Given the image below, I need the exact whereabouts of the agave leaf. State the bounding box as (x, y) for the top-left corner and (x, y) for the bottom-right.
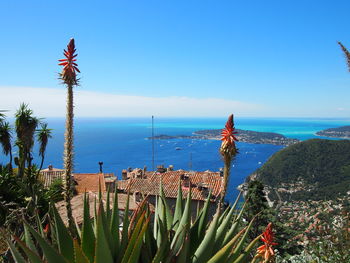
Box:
(189, 190), (212, 255)
(217, 205), (229, 226)
(7, 239), (27, 263)
(14, 236), (42, 263)
(81, 193), (96, 263)
(143, 223), (156, 263)
(196, 190), (212, 241)
(151, 234), (169, 263)
(25, 222), (68, 263)
(229, 215), (256, 261)
(172, 181), (183, 231)
(232, 235), (261, 263)
(94, 196), (98, 235)
(176, 232), (190, 263)
(160, 184), (173, 231)
(206, 228), (246, 263)
(35, 212), (44, 237)
(73, 239), (90, 263)
(192, 207), (220, 263)
(170, 187), (191, 254)
(51, 203), (75, 262)
(117, 193), (130, 263)
(120, 212), (146, 263)
(153, 196), (159, 241)
(125, 217), (150, 263)
(110, 187), (120, 258)
(213, 202), (237, 252)
(94, 203), (113, 263)
(75, 217), (82, 239)
(24, 223), (38, 255)
(222, 201), (247, 245)
(106, 186), (111, 224)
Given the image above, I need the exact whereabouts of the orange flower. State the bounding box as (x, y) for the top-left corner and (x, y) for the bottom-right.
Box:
(59, 38), (80, 85)
(256, 223), (278, 262)
(220, 114), (238, 157)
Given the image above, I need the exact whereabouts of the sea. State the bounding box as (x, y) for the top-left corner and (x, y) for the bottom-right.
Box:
(7, 117), (350, 202)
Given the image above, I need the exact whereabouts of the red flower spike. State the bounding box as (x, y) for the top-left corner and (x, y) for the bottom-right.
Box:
(221, 114), (238, 144)
(220, 114), (238, 157)
(59, 38), (80, 85)
(256, 223), (278, 262)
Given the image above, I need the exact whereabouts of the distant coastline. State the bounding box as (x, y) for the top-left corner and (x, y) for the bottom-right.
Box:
(316, 125), (350, 139)
(147, 129), (299, 146)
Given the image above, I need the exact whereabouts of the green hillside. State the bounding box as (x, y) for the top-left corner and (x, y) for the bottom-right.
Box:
(254, 139), (350, 201)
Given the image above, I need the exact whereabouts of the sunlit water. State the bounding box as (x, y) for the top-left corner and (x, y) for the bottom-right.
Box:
(4, 117), (350, 202)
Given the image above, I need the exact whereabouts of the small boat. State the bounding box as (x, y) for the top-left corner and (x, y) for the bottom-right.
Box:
(175, 147), (182, 150)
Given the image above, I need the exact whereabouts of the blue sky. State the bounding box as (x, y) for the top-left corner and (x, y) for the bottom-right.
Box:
(1, 0), (350, 117)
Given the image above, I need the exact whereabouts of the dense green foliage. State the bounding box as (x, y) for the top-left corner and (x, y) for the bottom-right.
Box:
(254, 139), (350, 201)
(244, 180), (302, 259)
(7, 186), (268, 263)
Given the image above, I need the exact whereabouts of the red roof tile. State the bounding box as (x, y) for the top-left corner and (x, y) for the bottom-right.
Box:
(74, 173), (106, 194)
(117, 170), (223, 201)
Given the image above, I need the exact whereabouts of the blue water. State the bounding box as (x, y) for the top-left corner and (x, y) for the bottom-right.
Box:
(3, 117), (350, 202)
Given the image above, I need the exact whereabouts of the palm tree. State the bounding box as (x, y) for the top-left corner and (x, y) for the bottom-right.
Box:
(59, 38), (80, 235)
(338, 42), (350, 71)
(219, 114), (238, 203)
(0, 121), (13, 173)
(15, 103), (39, 177)
(36, 122), (52, 172)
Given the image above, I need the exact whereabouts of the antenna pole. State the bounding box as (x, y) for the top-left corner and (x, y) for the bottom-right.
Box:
(189, 152), (192, 171)
(152, 115), (155, 171)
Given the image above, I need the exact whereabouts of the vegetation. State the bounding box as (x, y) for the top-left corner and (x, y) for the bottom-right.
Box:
(6, 185), (276, 263)
(219, 114), (238, 202)
(254, 139), (350, 201)
(59, 38), (80, 235)
(244, 180), (302, 259)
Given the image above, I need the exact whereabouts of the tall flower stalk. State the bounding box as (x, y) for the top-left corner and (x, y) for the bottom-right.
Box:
(59, 38), (80, 235)
(219, 114), (238, 203)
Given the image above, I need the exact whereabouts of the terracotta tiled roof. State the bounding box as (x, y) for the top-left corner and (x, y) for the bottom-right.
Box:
(117, 170), (223, 201)
(39, 170), (65, 188)
(55, 192), (139, 226)
(74, 173), (106, 194)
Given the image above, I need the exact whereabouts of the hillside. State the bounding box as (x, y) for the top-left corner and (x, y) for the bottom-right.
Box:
(316, 125), (350, 138)
(252, 139), (350, 201)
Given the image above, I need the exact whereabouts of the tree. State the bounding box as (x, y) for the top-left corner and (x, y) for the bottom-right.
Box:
(244, 180), (271, 239)
(0, 121), (13, 172)
(58, 38), (80, 235)
(36, 122), (52, 172)
(15, 103), (39, 178)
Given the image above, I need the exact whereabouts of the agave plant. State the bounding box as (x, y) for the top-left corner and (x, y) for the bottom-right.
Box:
(7, 183), (275, 263)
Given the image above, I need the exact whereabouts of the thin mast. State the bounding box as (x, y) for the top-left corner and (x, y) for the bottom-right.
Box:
(152, 115), (155, 171)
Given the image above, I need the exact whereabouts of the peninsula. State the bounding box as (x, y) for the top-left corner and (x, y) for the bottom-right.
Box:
(148, 129), (299, 146)
(316, 125), (350, 139)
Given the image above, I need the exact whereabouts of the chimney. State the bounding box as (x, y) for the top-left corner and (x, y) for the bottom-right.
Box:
(219, 168), (224, 177)
(122, 169), (128, 180)
(98, 161), (103, 173)
(167, 165), (174, 171)
(48, 164), (53, 171)
(157, 165), (166, 173)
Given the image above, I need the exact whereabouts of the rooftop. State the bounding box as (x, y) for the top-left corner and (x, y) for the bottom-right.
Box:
(118, 169), (223, 201)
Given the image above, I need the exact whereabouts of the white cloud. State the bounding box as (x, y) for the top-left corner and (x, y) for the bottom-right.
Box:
(0, 86), (263, 117)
